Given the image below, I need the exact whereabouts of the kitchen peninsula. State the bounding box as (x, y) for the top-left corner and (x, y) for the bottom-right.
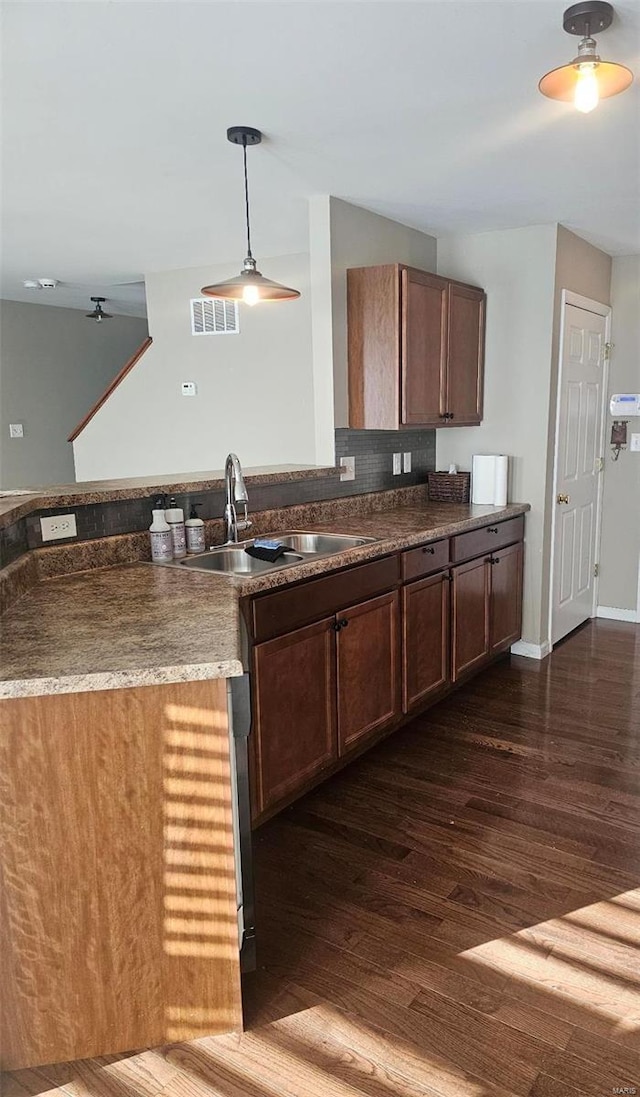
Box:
(0, 471), (528, 1072)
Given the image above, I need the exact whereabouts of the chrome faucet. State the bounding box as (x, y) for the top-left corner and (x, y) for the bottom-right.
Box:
(223, 453), (252, 544)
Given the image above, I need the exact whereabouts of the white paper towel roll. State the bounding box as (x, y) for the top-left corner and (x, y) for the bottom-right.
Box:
(472, 454), (509, 505)
(494, 455), (508, 507)
(472, 455), (497, 504)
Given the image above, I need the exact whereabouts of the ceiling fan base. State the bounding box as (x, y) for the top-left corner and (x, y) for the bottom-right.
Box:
(563, 1), (613, 36)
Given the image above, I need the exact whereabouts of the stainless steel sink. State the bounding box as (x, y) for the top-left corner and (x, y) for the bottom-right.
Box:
(264, 531), (376, 554)
(178, 530), (377, 577)
(180, 546), (304, 575)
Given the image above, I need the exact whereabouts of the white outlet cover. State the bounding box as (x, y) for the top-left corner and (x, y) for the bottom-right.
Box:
(9, 423), (24, 438)
(393, 453), (402, 475)
(40, 513), (77, 542)
(631, 433), (640, 452)
(181, 381), (197, 396)
(340, 455), (356, 482)
(403, 451), (412, 473)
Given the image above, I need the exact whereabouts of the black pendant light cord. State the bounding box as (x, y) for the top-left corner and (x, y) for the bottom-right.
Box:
(242, 137), (253, 260)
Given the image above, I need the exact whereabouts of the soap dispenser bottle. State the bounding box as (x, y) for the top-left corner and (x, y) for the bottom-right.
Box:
(149, 502), (173, 563)
(165, 496), (187, 559)
(185, 504), (206, 554)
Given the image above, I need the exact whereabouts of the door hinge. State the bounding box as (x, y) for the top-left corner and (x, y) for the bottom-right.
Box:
(594, 562), (600, 578)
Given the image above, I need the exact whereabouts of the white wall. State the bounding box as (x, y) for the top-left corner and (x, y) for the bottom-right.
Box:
(0, 300), (147, 489)
(598, 254), (640, 615)
(73, 253), (318, 481)
(436, 225), (558, 649)
(327, 198), (437, 427)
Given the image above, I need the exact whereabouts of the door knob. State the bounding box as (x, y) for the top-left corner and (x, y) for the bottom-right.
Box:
(556, 493), (570, 504)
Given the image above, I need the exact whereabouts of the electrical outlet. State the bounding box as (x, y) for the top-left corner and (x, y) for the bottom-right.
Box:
(631, 433), (640, 452)
(340, 455), (356, 482)
(9, 423), (24, 438)
(181, 381), (197, 396)
(403, 451), (412, 473)
(40, 513), (77, 542)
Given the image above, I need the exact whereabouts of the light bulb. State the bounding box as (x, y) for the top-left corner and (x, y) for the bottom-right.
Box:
(575, 63), (599, 113)
(242, 284), (260, 306)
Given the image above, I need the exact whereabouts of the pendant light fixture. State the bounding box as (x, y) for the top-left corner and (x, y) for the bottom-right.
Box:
(201, 127), (300, 305)
(86, 296), (113, 322)
(539, 2), (633, 112)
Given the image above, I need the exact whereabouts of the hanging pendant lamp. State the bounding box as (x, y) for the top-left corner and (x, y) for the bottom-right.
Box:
(86, 296), (113, 322)
(201, 126), (300, 305)
(539, 2), (633, 112)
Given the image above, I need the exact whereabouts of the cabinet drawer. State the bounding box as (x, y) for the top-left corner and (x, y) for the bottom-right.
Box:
(452, 516), (524, 563)
(251, 554), (400, 644)
(402, 538), (450, 582)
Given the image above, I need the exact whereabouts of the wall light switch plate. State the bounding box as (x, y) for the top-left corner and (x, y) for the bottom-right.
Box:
(340, 456), (356, 482)
(631, 433), (640, 452)
(393, 453), (402, 475)
(181, 381), (197, 396)
(403, 451), (412, 473)
(40, 513), (77, 542)
(9, 423), (24, 438)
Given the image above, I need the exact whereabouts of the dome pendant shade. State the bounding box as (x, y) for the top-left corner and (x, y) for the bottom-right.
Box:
(86, 296), (112, 321)
(539, 57), (633, 102)
(201, 257), (300, 306)
(201, 127), (300, 305)
(539, 2), (633, 110)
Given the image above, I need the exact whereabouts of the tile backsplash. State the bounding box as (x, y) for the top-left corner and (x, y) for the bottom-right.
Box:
(1, 428), (436, 566)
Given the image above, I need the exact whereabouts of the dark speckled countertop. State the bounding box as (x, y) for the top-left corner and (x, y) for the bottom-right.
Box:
(0, 500), (528, 698)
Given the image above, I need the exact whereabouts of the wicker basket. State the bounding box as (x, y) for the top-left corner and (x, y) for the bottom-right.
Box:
(428, 471), (471, 503)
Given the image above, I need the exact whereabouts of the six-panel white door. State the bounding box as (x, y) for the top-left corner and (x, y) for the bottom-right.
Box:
(551, 303), (607, 645)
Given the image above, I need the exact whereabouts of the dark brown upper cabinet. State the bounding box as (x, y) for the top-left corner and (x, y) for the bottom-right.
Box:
(347, 264), (486, 429)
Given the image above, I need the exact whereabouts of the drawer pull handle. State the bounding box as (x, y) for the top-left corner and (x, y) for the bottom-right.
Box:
(422, 546), (435, 555)
(438, 413), (448, 419)
(492, 556), (501, 565)
(332, 619), (349, 631)
(487, 526), (499, 534)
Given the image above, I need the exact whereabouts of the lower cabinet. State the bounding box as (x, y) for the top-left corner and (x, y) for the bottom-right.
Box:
(251, 617), (337, 816)
(251, 590), (401, 819)
(490, 541), (523, 654)
(451, 555), (491, 682)
(337, 590), (401, 755)
(402, 571), (450, 711)
(452, 541), (524, 681)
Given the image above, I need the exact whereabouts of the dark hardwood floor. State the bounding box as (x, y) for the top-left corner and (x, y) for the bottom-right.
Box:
(4, 619), (640, 1097)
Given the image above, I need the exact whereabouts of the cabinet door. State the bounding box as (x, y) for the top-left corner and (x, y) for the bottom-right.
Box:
(445, 282), (485, 425)
(490, 541), (523, 654)
(337, 591), (401, 755)
(451, 555), (491, 681)
(403, 571), (450, 713)
(252, 618), (337, 816)
(401, 268), (448, 425)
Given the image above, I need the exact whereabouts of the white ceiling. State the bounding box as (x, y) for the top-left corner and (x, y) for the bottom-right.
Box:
(2, 0), (639, 317)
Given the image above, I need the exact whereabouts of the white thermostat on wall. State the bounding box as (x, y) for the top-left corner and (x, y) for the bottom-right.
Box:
(181, 381), (197, 397)
(610, 394), (640, 417)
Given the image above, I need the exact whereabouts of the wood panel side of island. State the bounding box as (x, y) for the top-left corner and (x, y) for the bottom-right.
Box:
(0, 679), (243, 1071)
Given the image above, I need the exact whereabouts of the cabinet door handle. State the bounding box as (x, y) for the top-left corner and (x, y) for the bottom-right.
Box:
(487, 526), (499, 534)
(331, 621), (342, 632)
(339, 618), (349, 629)
(438, 413), (448, 419)
(448, 412), (455, 420)
(422, 546), (435, 554)
(491, 556), (500, 565)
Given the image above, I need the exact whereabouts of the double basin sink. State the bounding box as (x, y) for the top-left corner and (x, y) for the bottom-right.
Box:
(180, 531), (377, 576)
